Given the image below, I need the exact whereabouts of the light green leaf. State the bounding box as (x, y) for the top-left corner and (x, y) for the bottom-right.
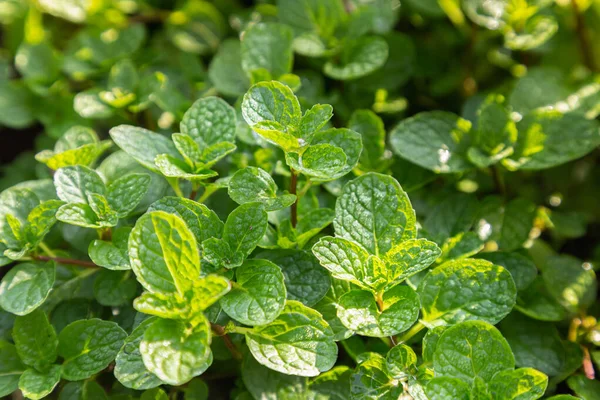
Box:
(324, 36), (389, 80)
(277, 0), (345, 39)
(73, 89), (114, 119)
(488, 368), (548, 400)
(54, 165), (106, 204)
(202, 238), (239, 269)
(220, 259), (286, 326)
(505, 15), (558, 51)
(87, 193), (118, 226)
(22, 200), (64, 249)
(56, 203), (104, 229)
(222, 203), (268, 263)
(389, 111), (473, 173)
(425, 377), (470, 400)
(88, 227), (131, 270)
(110, 125), (179, 173)
(106, 173), (151, 217)
(336, 284), (420, 337)
(245, 300), (337, 377)
(419, 258), (516, 325)
(148, 197), (223, 245)
(298, 104), (333, 141)
(140, 317), (212, 386)
(384, 238), (441, 284)
(386, 344), (417, 379)
(199, 141), (237, 167)
(333, 173), (417, 256)
(312, 236), (386, 290)
(286, 144), (347, 180)
(314, 280), (355, 341)
(154, 154), (218, 182)
(58, 319), (127, 381)
(433, 320), (515, 384)
(133, 291), (190, 320)
(228, 167), (296, 211)
(0, 262), (55, 316)
(350, 352), (403, 399)
(241, 23), (294, 79)
(12, 309), (57, 371)
(18, 365), (62, 400)
(114, 317), (164, 390)
(188, 274), (231, 313)
(438, 231), (484, 262)
(349, 109), (387, 172)
(180, 97), (237, 146)
(129, 211), (200, 295)
(172, 133), (203, 167)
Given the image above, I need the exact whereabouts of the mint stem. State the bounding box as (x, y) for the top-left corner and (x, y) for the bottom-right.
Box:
(572, 0), (597, 72)
(33, 255), (98, 269)
(211, 323), (242, 360)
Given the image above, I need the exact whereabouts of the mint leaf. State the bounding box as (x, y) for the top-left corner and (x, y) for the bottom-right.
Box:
(241, 23), (294, 79)
(350, 352), (403, 399)
(476, 252), (537, 291)
(140, 317), (212, 385)
(0, 341), (25, 397)
(333, 173), (417, 256)
(541, 255), (597, 314)
(242, 352), (310, 400)
(228, 166), (296, 211)
(221, 203), (268, 265)
(324, 36), (389, 80)
(419, 258), (516, 325)
(18, 365), (61, 400)
(220, 259), (286, 326)
(129, 211), (200, 295)
(180, 97), (237, 146)
(94, 269), (137, 306)
(89, 227), (131, 270)
(386, 344), (417, 379)
(298, 104), (333, 141)
(58, 319), (127, 381)
(114, 317), (164, 390)
(425, 377), (471, 400)
(349, 109), (387, 172)
(336, 284), (420, 337)
(390, 112), (473, 173)
(106, 173), (151, 217)
(488, 368), (548, 400)
(12, 309), (57, 371)
(208, 39), (249, 97)
(433, 320), (515, 383)
(54, 165), (106, 204)
(245, 300), (337, 376)
(110, 125), (179, 173)
(383, 238), (441, 284)
(0, 262), (55, 316)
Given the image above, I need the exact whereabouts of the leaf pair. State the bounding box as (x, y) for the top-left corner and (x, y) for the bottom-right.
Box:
(242, 81), (362, 181)
(54, 165), (150, 228)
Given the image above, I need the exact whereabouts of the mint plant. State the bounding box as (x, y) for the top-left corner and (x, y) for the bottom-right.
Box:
(1, 1), (600, 399)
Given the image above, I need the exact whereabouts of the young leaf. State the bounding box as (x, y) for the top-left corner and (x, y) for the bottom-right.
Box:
(54, 165), (106, 204)
(350, 352), (403, 399)
(129, 211), (201, 295)
(333, 173), (417, 256)
(383, 238), (441, 284)
(324, 36), (389, 80)
(12, 309), (58, 371)
(488, 368), (548, 400)
(180, 97), (237, 146)
(106, 173), (151, 217)
(0, 262), (56, 316)
(110, 125), (179, 173)
(433, 320), (515, 383)
(18, 365), (62, 400)
(221, 203), (268, 264)
(220, 259), (286, 326)
(298, 104), (333, 141)
(228, 166), (296, 211)
(114, 317), (164, 390)
(418, 258), (516, 325)
(336, 284), (420, 337)
(58, 319), (127, 381)
(89, 227), (131, 270)
(245, 300), (337, 376)
(140, 317), (212, 386)
(241, 23), (294, 79)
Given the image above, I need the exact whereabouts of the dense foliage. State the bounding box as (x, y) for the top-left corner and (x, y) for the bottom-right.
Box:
(1, 0), (600, 399)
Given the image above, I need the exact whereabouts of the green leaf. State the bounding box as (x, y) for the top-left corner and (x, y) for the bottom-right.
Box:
(0, 81), (34, 129)
(221, 203), (268, 264)
(349, 109), (387, 172)
(228, 167), (296, 211)
(309, 365), (352, 400)
(438, 231), (484, 262)
(426, 377), (470, 400)
(220, 259), (286, 326)
(324, 36), (389, 80)
(505, 15), (558, 51)
(277, 0), (345, 39)
(333, 173), (417, 257)
(106, 173), (151, 217)
(540, 255), (597, 313)
(148, 197), (223, 245)
(140, 317), (212, 386)
(386, 344), (417, 379)
(154, 154), (218, 182)
(312, 236), (386, 290)
(0, 341), (26, 397)
(129, 211), (201, 295)
(12, 309), (57, 371)
(475, 252), (537, 291)
(208, 39), (249, 97)
(180, 97), (237, 146)
(508, 111), (600, 170)
(515, 277), (568, 322)
(433, 320), (515, 384)
(350, 352), (403, 399)
(87, 193), (118, 226)
(390, 111), (473, 173)
(58, 319), (127, 381)
(241, 81), (302, 150)
(242, 352), (310, 400)
(54, 165), (106, 204)
(336, 284), (420, 337)
(141, 388), (168, 400)
(133, 291), (190, 320)
(94, 269), (137, 306)
(260, 249), (331, 307)
(114, 317), (164, 390)
(110, 125), (179, 173)
(199, 141), (237, 167)
(58, 379), (108, 400)
(419, 258), (516, 325)
(241, 23), (294, 79)
(423, 193), (479, 244)
(89, 227), (131, 270)
(21, 199), (64, 250)
(18, 365), (62, 400)
(188, 274), (231, 313)
(488, 368), (548, 400)
(314, 279), (355, 341)
(298, 104), (333, 141)
(567, 375), (600, 400)
(0, 262), (56, 316)
(56, 203), (104, 228)
(383, 238), (441, 284)
(245, 300), (337, 377)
